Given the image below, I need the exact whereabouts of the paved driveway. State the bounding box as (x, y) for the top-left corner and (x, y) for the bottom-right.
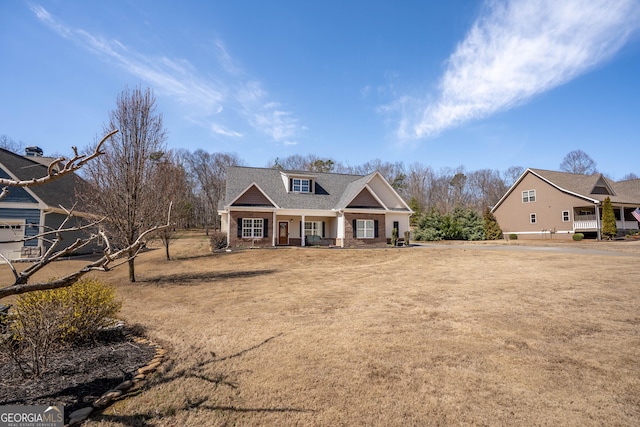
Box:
(412, 240), (640, 257)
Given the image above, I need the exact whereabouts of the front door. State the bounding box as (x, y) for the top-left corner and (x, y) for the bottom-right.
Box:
(278, 222), (289, 245)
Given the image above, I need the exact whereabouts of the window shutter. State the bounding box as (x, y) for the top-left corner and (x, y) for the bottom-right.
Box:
(374, 220), (379, 238)
(322, 221), (325, 238)
(352, 219), (357, 238)
(289, 178), (293, 191)
(310, 180), (313, 193)
(263, 219), (269, 237)
(237, 218), (243, 238)
(300, 222), (302, 237)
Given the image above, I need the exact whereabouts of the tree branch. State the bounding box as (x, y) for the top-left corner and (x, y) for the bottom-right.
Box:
(0, 223), (169, 299)
(0, 129), (118, 193)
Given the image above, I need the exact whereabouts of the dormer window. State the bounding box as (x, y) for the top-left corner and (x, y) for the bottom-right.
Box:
(292, 178), (311, 193)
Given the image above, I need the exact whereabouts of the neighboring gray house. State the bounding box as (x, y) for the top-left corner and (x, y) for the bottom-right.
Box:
(219, 166), (412, 248)
(491, 168), (640, 240)
(0, 147), (97, 260)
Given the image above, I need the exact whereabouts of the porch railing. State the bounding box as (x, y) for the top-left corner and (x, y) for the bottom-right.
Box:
(573, 214), (639, 231)
(574, 214), (597, 230)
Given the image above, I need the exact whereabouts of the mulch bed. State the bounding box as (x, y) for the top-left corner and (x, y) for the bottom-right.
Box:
(0, 326), (156, 422)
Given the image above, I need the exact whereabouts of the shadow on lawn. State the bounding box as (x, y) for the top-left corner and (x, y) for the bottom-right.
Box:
(141, 269), (278, 284)
(93, 333), (314, 427)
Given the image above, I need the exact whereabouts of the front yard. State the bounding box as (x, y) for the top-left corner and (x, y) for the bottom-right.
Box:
(6, 236), (640, 425)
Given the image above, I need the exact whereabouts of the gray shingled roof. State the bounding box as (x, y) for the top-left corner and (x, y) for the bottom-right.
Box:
(0, 148), (89, 210)
(224, 166), (383, 211)
(530, 168), (640, 204)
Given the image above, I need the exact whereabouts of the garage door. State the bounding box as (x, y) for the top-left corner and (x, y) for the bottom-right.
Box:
(0, 221), (24, 261)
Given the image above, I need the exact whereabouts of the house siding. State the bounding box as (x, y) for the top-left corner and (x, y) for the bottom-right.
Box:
(43, 212), (101, 255)
(493, 172), (593, 240)
(233, 186), (274, 206)
(0, 208), (41, 246)
(347, 189), (382, 208)
(343, 212), (386, 248)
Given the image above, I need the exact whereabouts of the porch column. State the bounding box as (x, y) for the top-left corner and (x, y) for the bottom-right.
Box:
(272, 210), (277, 246)
(301, 214), (306, 246)
(226, 210), (231, 248)
(595, 204), (601, 241)
(621, 206), (626, 230)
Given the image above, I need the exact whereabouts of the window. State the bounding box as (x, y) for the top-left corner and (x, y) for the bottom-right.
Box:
(530, 213), (537, 224)
(522, 190), (536, 203)
(304, 221), (322, 236)
(242, 218), (264, 238)
(562, 211), (570, 222)
(292, 178), (310, 193)
(0, 224), (22, 229)
(356, 219), (375, 238)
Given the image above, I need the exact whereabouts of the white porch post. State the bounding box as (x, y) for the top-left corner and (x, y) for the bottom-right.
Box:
(226, 210), (231, 248)
(595, 204), (601, 241)
(301, 214), (306, 246)
(621, 206), (626, 230)
(272, 210), (277, 246)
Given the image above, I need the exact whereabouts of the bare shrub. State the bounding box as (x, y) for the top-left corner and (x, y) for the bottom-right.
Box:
(209, 230), (228, 251)
(1, 279), (121, 377)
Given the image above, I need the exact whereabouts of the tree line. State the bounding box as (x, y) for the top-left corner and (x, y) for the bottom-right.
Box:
(2, 87), (638, 281)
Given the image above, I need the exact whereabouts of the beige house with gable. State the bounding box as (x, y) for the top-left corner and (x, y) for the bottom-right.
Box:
(491, 168), (640, 240)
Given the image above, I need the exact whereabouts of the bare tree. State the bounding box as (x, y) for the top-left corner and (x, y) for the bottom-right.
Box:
(151, 151), (192, 260)
(186, 150), (241, 234)
(81, 87), (167, 282)
(560, 150), (597, 175)
(0, 131), (169, 299)
(0, 135), (24, 154)
(502, 166), (525, 188)
(620, 172), (639, 181)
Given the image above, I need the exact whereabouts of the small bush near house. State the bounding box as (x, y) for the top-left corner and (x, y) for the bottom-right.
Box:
(509, 233), (518, 240)
(404, 230), (411, 246)
(2, 278), (121, 377)
(573, 233), (584, 241)
(210, 230), (228, 251)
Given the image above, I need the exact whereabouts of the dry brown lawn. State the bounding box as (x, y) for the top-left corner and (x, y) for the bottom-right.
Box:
(14, 235), (640, 425)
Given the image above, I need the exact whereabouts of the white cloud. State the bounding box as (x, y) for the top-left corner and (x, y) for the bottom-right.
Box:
(210, 123), (243, 138)
(395, 0), (640, 139)
(31, 5), (302, 144)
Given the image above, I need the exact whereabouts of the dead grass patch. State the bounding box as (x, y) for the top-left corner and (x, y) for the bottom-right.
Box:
(3, 237), (639, 425)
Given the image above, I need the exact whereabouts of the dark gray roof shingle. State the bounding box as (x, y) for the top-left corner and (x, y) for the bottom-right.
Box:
(0, 148), (89, 210)
(224, 166), (383, 211)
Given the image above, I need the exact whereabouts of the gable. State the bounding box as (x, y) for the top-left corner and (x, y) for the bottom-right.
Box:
(365, 173), (410, 210)
(590, 176), (614, 196)
(0, 166), (37, 204)
(347, 188), (383, 209)
(231, 184), (275, 207)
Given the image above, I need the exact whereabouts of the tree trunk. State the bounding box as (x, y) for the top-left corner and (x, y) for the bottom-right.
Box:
(128, 253), (136, 282)
(164, 239), (170, 261)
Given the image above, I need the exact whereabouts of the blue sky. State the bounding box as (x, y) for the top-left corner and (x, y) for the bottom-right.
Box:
(1, 1), (640, 179)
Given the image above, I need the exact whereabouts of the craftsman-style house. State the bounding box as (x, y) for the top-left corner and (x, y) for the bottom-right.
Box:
(491, 168), (640, 240)
(219, 166), (412, 248)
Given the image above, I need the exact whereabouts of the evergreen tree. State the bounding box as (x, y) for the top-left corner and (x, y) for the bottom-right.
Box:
(483, 207), (503, 240)
(601, 196), (617, 240)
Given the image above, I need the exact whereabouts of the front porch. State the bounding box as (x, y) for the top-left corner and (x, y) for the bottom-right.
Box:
(274, 215), (339, 247)
(573, 206), (640, 234)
